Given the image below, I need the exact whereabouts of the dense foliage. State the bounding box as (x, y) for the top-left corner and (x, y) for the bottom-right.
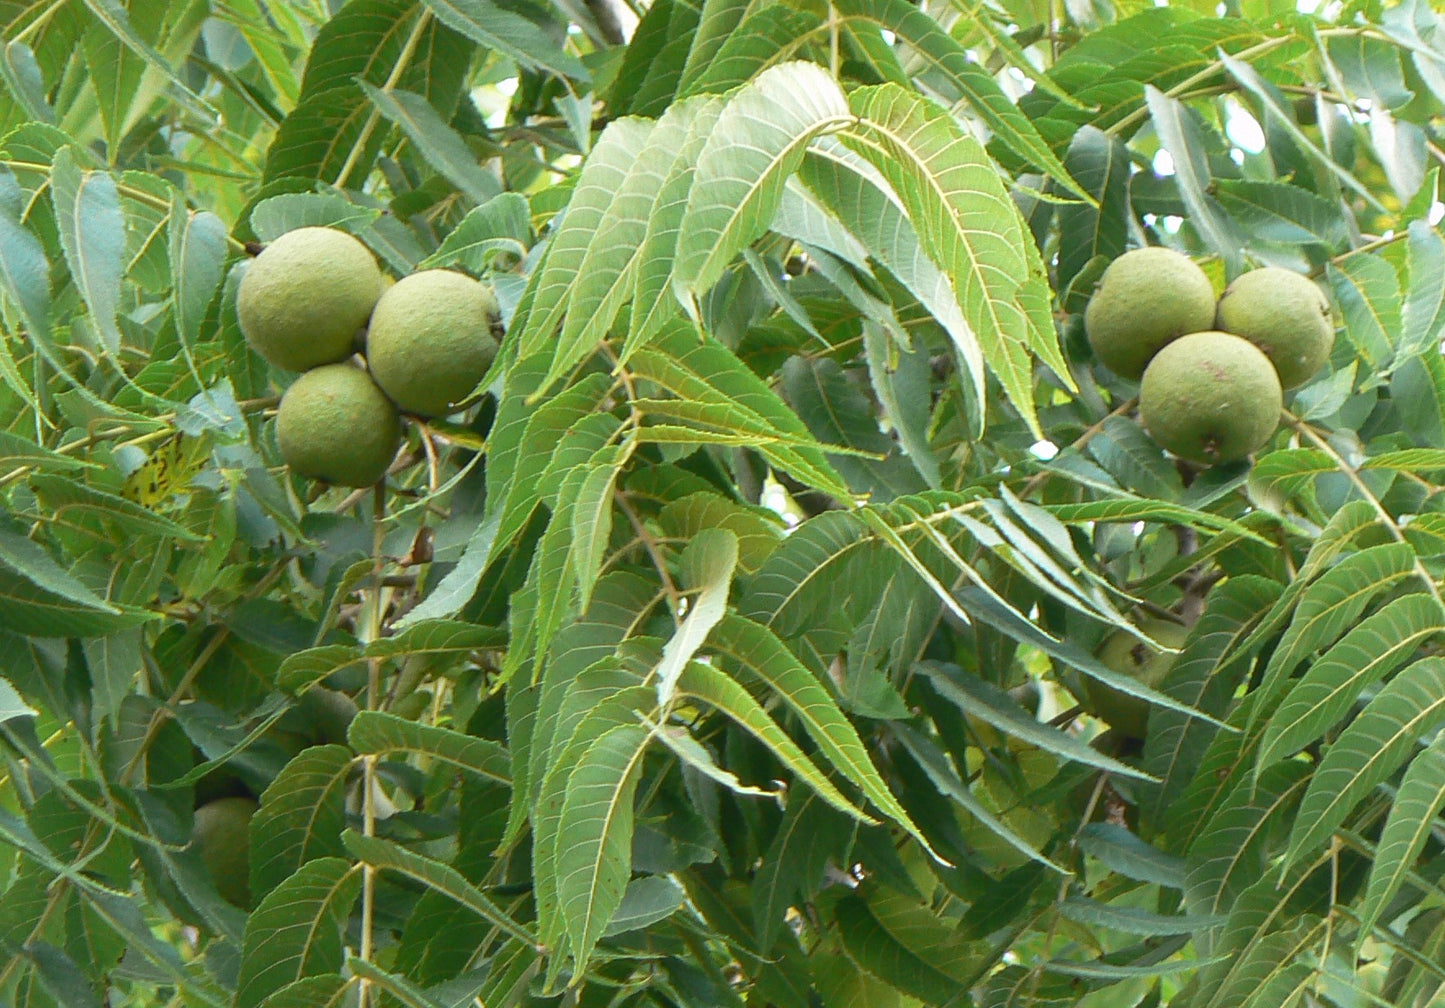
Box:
(2, 0), (1445, 1006)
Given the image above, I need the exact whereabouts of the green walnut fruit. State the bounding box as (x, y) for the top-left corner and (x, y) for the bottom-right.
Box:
(1215, 267), (1333, 389)
(237, 227), (384, 372)
(365, 270), (501, 417)
(1139, 331), (1282, 465)
(1084, 619), (1189, 739)
(300, 687), (359, 746)
(1084, 247), (1217, 380)
(276, 363), (402, 487)
(192, 796), (258, 908)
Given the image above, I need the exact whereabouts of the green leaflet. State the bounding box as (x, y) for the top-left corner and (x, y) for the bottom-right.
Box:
(1258, 592), (1445, 769)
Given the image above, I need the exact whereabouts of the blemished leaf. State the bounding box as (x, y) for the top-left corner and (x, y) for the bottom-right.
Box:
(360, 84), (500, 206)
(1258, 593), (1445, 769)
(50, 147), (126, 355)
(1355, 733), (1445, 948)
(1286, 657), (1445, 864)
(554, 723), (651, 972)
(673, 61), (852, 300)
(235, 857), (364, 1008)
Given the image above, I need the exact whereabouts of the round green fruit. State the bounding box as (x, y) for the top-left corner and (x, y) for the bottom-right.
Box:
(1084, 619), (1189, 739)
(276, 363), (402, 487)
(1084, 247), (1217, 380)
(1215, 266), (1333, 389)
(1139, 331), (1282, 465)
(365, 269), (501, 417)
(237, 227), (383, 372)
(300, 687), (358, 746)
(192, 796), (258, 908)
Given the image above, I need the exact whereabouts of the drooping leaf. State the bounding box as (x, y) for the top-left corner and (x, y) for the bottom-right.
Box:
(673, 61), (851, 301)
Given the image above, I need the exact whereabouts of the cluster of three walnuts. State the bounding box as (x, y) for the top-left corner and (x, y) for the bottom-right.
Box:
(238, 227), (501, 487)
(1085, 247), (1334, 465)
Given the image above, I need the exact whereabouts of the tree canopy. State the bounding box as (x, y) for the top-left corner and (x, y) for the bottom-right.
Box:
(2, 1), (1445, 1006)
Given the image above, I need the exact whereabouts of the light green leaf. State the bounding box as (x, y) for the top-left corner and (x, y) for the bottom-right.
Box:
(549, 97), (712, 386)
(517, 119), (656, 361)
(1245, 542), (1419, 734)
(624, 96), (725, 358)
(831, 0), (1091, 202)
(169, 207), (229, 349)
(361, 83), (501, 205)
(1355, 733), (1445, 949)
(655, 527), (737, 702)
(51, 147), (126, 355)
(1259, 593), (1445, 769)
(1286, 657), (1445, 864)
(249, 193), (380, 242)
(1328, 253), (1400, 368)
(673, 61), (852, 300)
(420, 0), (588, 80)
(674, 661), (868, 821)
(531, 671), (655, 955)
(555, 723), (651, 973)
(841, 84), (1067, 436)
(418, 191), (531, 272)
(708, 615), (937, 856)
